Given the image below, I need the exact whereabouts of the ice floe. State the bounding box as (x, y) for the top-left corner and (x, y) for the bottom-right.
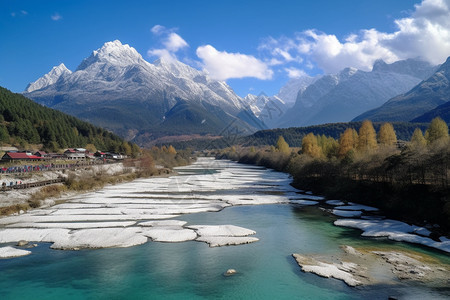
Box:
(196, 236), (259, 247)
(188, 225), (258, 247)
(292, 253), (362, 287)
(332, 210), (362, 218)
(326, 200), (345, 206)
(50, 228), (148, 250)
(334, 219), (450, 253)
(187, 225), (256, 237)
(290, 200), (319, 206)
(142, 227), (197, 242)
(0, 246), (32, 258)
(334, 203), (378, 211)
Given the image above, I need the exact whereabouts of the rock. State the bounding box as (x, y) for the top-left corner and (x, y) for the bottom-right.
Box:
(224, 269), (237, 276)
(17, 240), (28, 247)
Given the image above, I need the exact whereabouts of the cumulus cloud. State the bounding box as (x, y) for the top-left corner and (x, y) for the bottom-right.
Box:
(164, 33), (188, 52)
(284, 67), (307, 79)
(196, 45), (273, 81)
(148, 25), (189, 62)
(260, 0), (450, 74)
(51, 13), (62, 21)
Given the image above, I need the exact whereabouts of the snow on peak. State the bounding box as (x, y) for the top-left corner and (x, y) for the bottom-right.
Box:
(25, 63), (72, 92)
(276, 76), (317, 106)
(76, 40), (144, 70)
(152, 57), (203, 79)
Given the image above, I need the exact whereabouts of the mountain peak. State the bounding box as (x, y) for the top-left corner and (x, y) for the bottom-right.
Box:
(372, 59), (387, 71)
(24, 63), (72, 93)
(76, 40), (144, 70)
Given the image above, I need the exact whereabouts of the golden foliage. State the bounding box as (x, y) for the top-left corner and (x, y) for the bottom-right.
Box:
(425, 117), (449, 144)
(357, 120), (378, 151)
(276, 136), (290, 154)
(302, 133), (323, 158)
(378, 123), (397, 146)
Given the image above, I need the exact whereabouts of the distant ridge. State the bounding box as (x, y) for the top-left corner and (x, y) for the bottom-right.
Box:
(353, 56), (450, 122)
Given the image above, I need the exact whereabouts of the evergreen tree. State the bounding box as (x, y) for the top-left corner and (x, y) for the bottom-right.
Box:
(425, 117), (449, 144)
(357, 120), (377, 151)
(275, 136), (290, 154)
(378, 123), (397, 146)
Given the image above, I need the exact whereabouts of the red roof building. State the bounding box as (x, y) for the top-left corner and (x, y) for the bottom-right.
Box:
(1, 152), (43, 161)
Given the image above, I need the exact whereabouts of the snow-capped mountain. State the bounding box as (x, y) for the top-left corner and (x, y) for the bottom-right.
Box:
(244, 93), (287, 128)
(278, 59), (437, 128)
(275, 76), (318, 107)
(25, 63), (72, 93)
(354, 57), (449, 122)
(24, 40), (255, 142)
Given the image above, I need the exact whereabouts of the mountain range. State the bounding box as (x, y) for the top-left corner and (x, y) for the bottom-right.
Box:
(353, 57), (450, 122)
(24, 40), (263, 145)
(278, 58), (437, 128)
(23, 40), (450, 145)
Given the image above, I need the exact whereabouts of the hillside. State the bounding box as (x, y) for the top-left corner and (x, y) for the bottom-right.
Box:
(411, 101), (450, 124)
(0, 86), (138, 154)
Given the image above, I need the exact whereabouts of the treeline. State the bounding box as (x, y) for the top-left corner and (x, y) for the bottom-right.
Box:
(243, 122), (430, 147)
(165, 121), (431, 151)
(0, 87), (140, 156)
(216, 118), (450, 231)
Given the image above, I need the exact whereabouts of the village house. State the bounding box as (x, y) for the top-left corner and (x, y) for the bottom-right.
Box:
(1, 152), (43, 162)
(64, 148), (87, 160)
(34, 151), (48, 158)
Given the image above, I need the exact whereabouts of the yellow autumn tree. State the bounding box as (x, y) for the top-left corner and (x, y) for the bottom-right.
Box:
(425, 117), (449, 144)
(351, 128), (359, 148)
(168, 145), (177, 154)
(338, 128), (356, 157)
(410, 128), (426, 147)
(357, 120), (378, 151)
(378, 123), (397, 146)
(276, 136), (290, 154)
(302, 133), (322, 158)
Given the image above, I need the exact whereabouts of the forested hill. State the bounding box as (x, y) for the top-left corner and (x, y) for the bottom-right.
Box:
(243, 122), (429, 147)
(0, 86), (139, 154)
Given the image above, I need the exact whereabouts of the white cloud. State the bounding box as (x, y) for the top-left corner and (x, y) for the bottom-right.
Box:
(196, 45), (273, 81)
(151, 25), (165, 35)
(51, 13), (62, 21)
(260, 0), (450, 74)
(284, 67), (307, 79)
(164, 33), (188, 52)
(148, 26), (188, 62)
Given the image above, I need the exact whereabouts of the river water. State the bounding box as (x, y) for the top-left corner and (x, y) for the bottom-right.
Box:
(0, 158), (448, 299)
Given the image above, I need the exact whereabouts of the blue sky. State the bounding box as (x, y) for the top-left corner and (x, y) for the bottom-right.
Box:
(1, 0), (449, 97)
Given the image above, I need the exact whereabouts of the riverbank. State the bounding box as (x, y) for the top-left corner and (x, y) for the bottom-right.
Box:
(0, 161), (173, 216)
(215, 148), (450, 236)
